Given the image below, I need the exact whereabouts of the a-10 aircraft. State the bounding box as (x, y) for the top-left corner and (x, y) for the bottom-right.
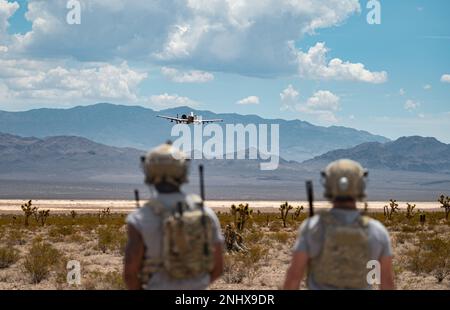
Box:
(157, 112), (223, 124)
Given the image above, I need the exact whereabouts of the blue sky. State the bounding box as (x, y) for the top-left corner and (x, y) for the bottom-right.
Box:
(0, 0), (449, 142)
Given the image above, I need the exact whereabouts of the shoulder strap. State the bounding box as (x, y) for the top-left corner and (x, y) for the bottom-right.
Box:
(145, 199), (166, 216)
(186, 194), (203, 210)
(358, 215), (371, 227)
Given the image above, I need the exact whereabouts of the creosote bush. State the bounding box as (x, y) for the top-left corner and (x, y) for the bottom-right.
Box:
(23, 239), (60, 283)
(0, 246), (19, 268)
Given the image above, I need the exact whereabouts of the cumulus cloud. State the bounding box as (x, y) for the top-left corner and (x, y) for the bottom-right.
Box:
(5, 0), (386, 81)
(236, 96), (260, 105)
(149, 93), (199, 108)
(161, 67), (214, 83)
(441, 74), (450, 83)
(280, 85), (340, 123)
(0, 0), (18, 42)
(404, 99), (420, 111)
(0, 59), (147, 105)
(399, 88), (406, 96)
(296, 42), (387, 83)
(423, 84), (432, 90)
(280, 84), (300, 111)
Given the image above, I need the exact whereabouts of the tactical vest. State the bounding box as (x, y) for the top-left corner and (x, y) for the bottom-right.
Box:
(140, 194), (214, 284)
(308, 211), (371, 289)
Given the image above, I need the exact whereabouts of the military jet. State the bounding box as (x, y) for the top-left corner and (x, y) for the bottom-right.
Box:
(157, 112), (223, 124)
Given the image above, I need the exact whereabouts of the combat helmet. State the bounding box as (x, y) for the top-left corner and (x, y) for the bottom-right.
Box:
(321, 159), (368, 201)
(142, 142), (189, 186)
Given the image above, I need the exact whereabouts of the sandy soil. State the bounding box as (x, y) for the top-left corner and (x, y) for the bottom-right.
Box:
(0, 199), (443, 214)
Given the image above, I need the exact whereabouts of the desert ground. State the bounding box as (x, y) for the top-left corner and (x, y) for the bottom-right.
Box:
(0, 199), (449, 290)
(0, 199), (443, 214)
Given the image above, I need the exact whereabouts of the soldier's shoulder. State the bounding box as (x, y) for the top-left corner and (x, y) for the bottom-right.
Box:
(300, 214), (321, 231)
(366, 217), (390, 238)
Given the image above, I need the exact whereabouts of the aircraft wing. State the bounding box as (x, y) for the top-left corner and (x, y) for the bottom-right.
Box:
(198, 119), (223, 124)
(157, 115), (187, 123)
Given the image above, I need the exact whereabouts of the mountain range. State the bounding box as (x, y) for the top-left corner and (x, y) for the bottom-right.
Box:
(0, 103), (389, 162)
(0, 132), (449, 200)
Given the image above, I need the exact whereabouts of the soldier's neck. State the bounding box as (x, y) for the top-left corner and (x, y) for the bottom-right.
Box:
(333, 201), (357, 210)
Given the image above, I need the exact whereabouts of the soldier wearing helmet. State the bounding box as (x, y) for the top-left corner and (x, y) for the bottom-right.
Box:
(124, 142), (224, 290)
(284, 159), (394, 290)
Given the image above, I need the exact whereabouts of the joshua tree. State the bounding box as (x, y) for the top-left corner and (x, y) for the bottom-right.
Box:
(230, 203), (253, 231)
(279, 202), (293, 227)
(70, 210), (77, 219)
(405, 203), (417, 219)
(294, 205), (304, 220)
(34, 210), (50, 226)
(383, 199), (399, 220)
(438, 195), (450, 220)
(21, 200), (37, 227)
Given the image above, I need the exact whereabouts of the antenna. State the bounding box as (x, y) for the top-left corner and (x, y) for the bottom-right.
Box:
(306, 180), (314, 217)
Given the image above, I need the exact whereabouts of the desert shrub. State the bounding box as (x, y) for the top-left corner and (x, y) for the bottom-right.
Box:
(269, 231), (291, 243)
(395, 232), (409, 244)
(23, 240), (60, 283)
(401, 225), (419, 233)
(245, 230), (264, 243)
(8, 228), (26, 245)
(49, 225), (74, 241)
(97, 225), (126, 253)
(241, 245), (269, 265)
(406, 237), (450, 282)
(84, 270), (125, 290)
(222, 255), (249, 284)
(268, 221), (282, 232)
(0, 246), (19, 268)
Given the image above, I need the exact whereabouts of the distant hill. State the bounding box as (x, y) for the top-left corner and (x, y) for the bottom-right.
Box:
(0, 103), (389, 162)
(0, 132), (144, 180)
(0, 133), (449, 200)
(304, 136), (450, 173)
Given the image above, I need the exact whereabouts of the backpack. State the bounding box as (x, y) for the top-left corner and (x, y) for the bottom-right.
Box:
(308, 211), (371, 289)
(147, 194), (215, 280)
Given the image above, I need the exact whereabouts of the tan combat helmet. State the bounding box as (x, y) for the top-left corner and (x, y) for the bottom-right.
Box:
(321, 159), (368, 201)
(142, 142), (189, 186)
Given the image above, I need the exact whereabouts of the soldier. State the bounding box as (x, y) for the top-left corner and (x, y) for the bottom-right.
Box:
(283, 159), (395, 290)
(124, 142), (224, 290)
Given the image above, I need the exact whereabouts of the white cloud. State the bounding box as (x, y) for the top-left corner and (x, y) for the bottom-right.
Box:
(441, 74), (450, 83)
(149, 93), (199, 108)
(280, 84), (300, 111)
(296, 42), (387, 83)
(161, 67), (214, 83)
(236, 96), (260, 105)
(399, 88), (406, 96)
(423, 84), (432, 90)
(404, 99), (420, 111)
(5, 0), (385, 80)
(0, 0), (19, 42)
(305, 90), (340, 111)
(0, 59), (148, 105)
(280, 85), (340, 123)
